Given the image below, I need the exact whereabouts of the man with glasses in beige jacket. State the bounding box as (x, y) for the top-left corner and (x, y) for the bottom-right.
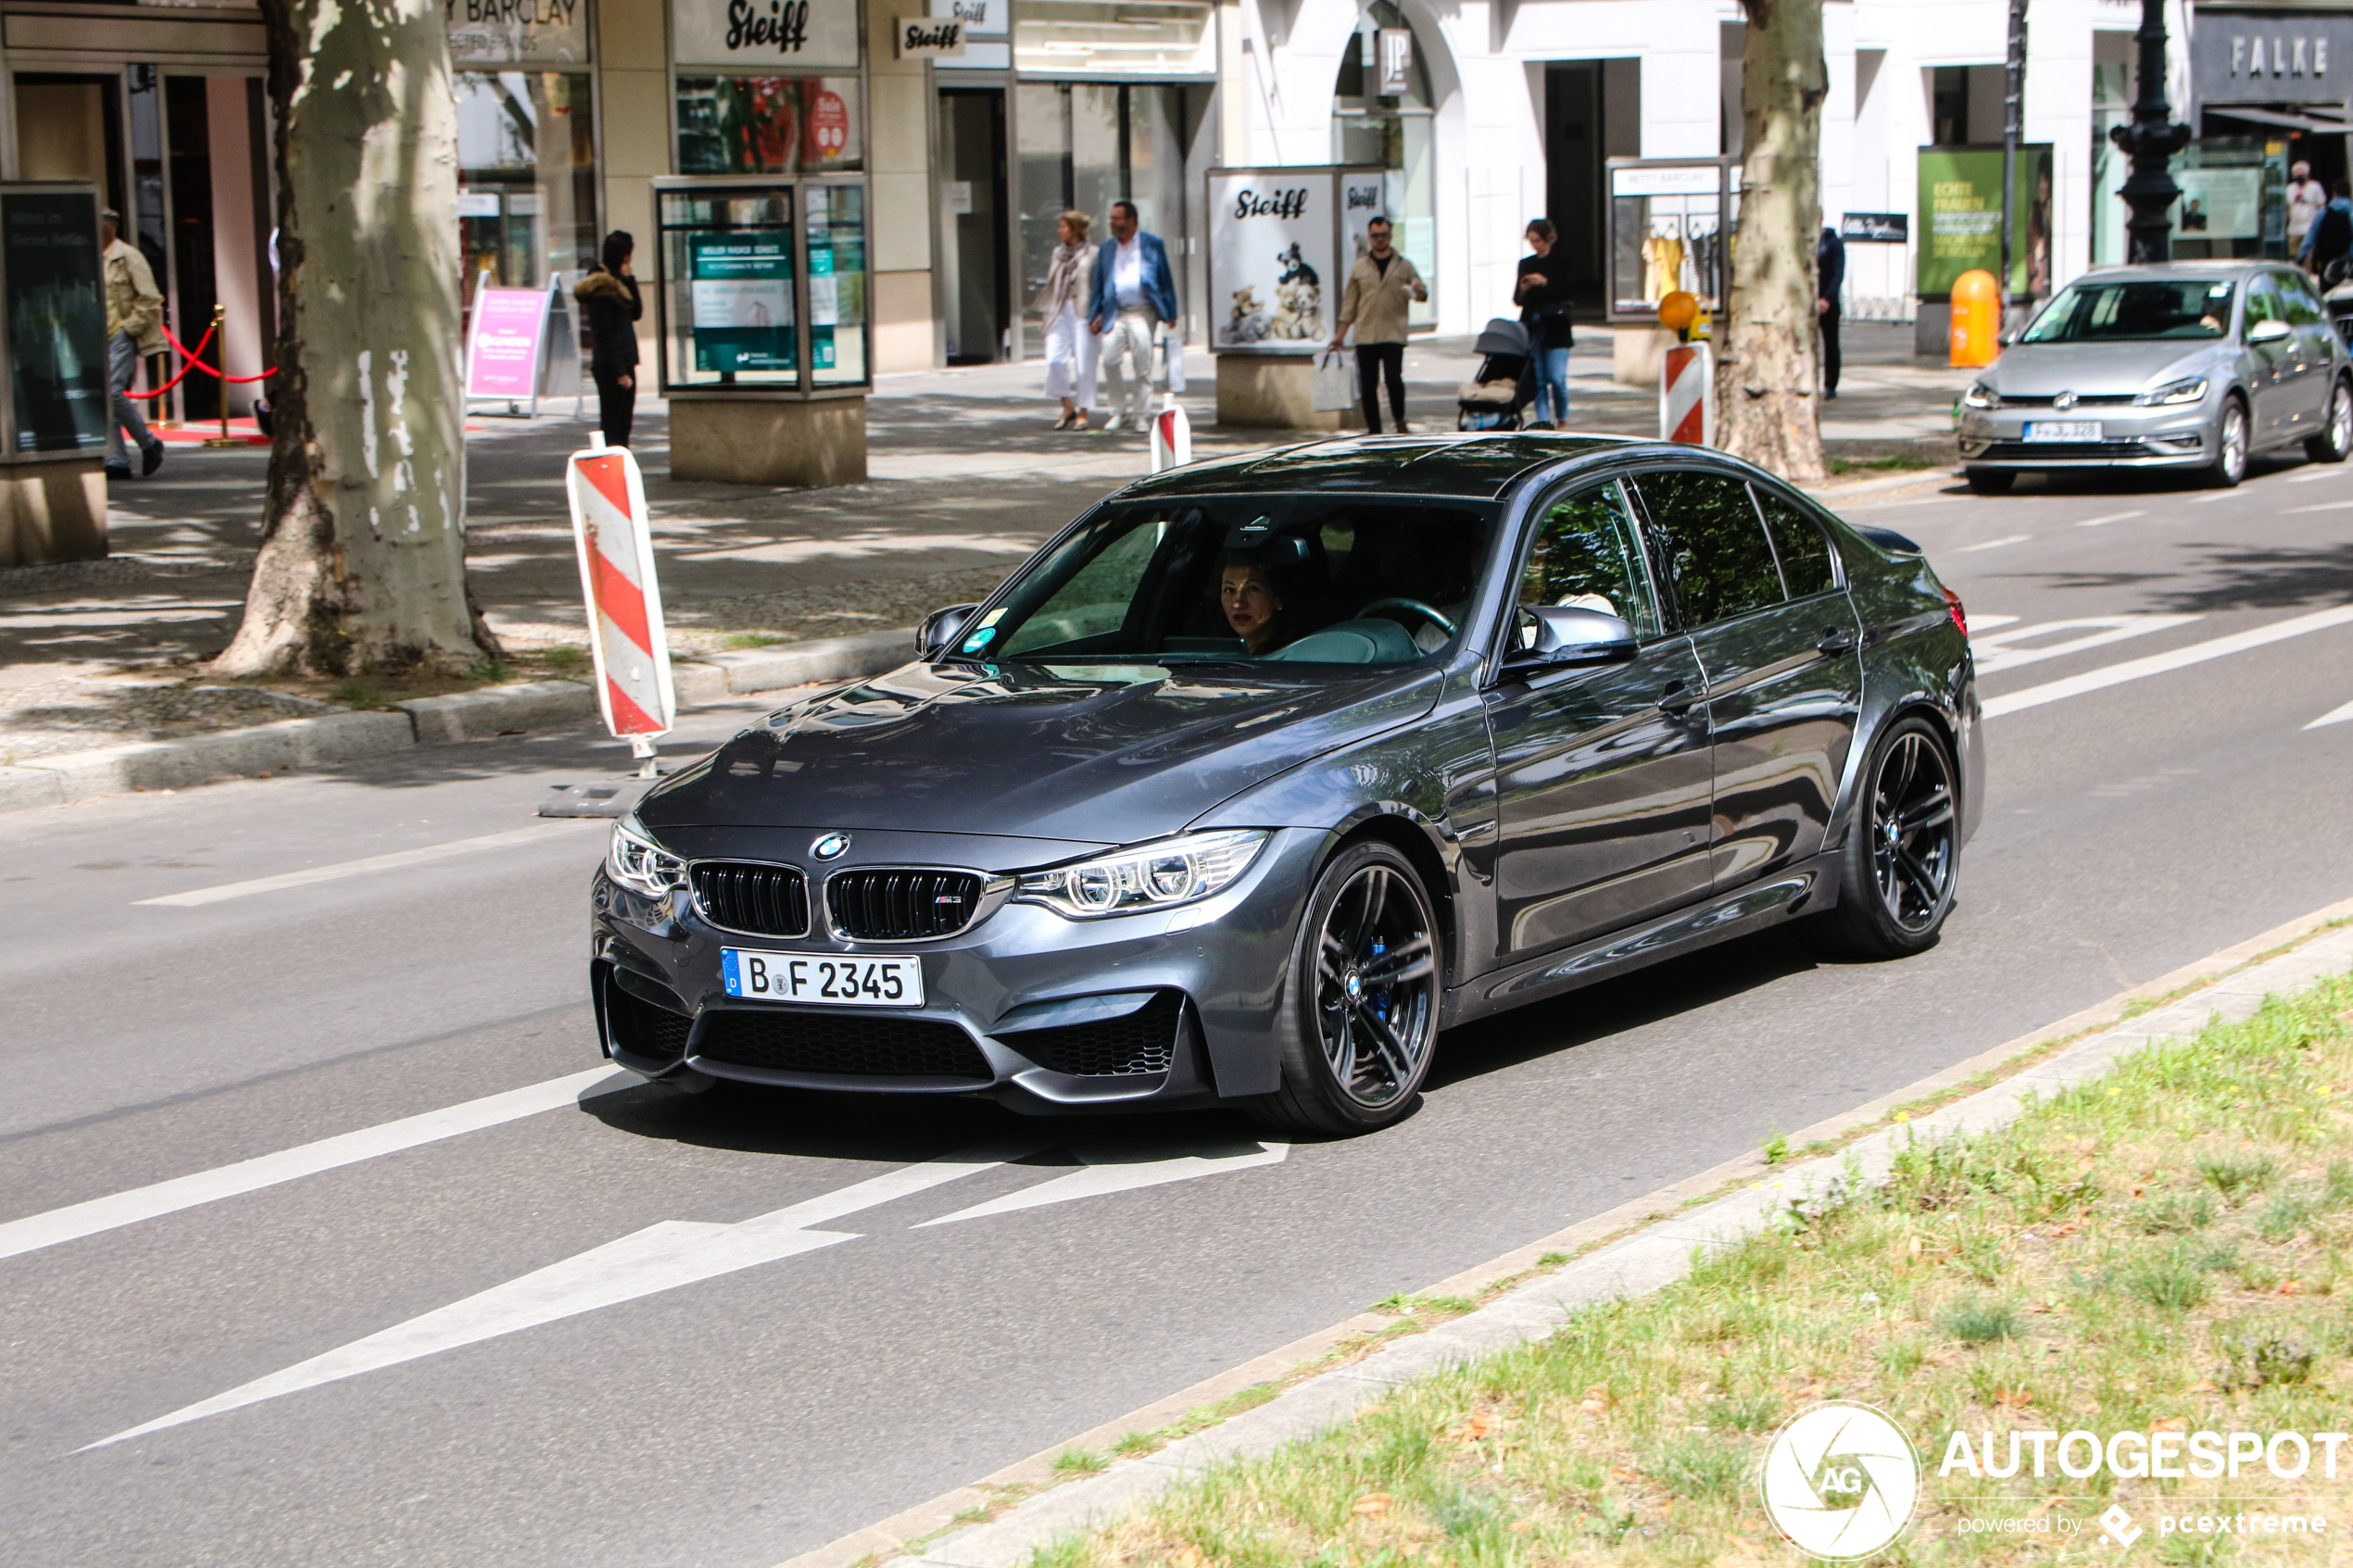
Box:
(101, 208), (167, 481)
(1327, 215), (1427, 433)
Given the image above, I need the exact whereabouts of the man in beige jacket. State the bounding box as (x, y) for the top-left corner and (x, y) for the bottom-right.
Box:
(1327, 215), (1427, 433)
(101, 208), (167, 479)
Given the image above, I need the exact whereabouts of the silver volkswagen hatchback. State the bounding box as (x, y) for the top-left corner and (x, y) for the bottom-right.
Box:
(1957, 261), (2353, 493)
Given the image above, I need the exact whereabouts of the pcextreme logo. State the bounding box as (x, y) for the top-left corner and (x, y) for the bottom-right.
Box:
(1761, 1402), (1922, 1561)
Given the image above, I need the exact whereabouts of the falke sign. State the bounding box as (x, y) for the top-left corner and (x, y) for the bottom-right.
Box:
(2192, 11), (2353, 104)
(894, 16), (965, 56)
(1232, 188), (1311, 220)
(672, 0), (859, 70)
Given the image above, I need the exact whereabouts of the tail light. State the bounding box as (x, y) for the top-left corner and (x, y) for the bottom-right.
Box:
(1941, 585), (1967, 636)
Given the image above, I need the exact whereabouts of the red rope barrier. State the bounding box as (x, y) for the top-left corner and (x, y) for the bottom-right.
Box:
(156, 320), (278, 384)
(121, 321), (218, 400)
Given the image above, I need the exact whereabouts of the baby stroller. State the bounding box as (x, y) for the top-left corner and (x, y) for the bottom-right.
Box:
(1456, 318), (1533, 431)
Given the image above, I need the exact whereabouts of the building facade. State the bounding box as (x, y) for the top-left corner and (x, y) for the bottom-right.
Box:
(0, 0), (2334, 403)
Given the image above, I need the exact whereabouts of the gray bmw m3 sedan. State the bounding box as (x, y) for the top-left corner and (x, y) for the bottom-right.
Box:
(591, 435), (1984, 1135)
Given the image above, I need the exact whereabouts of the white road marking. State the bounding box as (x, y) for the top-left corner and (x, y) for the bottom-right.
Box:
(1863, 495), (1961, 509)
(1969, 615), (2202, 675)
(918, 1139), (1289, 1227)
(0, 1070), (642, 1265)
(1957, 534), (2031, 552)
(2285, 470), (2344, 482)
(2192, 490), (2250, 504)
(1965, 614), (2021, 633)
(1982, 604), (2353, 719)
(2306, 696), (2353, 730)
(135, 824), (597, 908)
(2287, 499), (2353, 513)
(2075, 510), (2146, 528)
(80, 1140), (1047, 1450)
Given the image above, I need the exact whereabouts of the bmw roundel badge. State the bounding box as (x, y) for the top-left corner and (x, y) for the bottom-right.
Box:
(812, 832), (852, 860)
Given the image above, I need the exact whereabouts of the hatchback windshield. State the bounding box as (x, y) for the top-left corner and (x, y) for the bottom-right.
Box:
(958, 498), (1498, 668)
(2020, 278), (2235, 343)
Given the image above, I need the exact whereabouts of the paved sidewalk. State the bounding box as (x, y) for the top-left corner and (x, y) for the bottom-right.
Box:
(1, 323), (1957, 766)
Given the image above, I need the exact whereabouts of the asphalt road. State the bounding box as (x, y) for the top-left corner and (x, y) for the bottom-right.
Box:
(6, 453), (2353, 1567)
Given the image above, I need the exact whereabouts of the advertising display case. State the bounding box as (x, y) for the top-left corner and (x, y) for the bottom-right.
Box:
(1605, 158), (1741, 326)
(1205, 165), (1386, 355)
(653, 175), (871, 396)
(0, 181), (108, 564)
(652, 175), (872, 486)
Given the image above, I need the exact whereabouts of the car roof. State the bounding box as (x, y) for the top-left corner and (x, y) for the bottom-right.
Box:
(1118, 432), (1694, 501)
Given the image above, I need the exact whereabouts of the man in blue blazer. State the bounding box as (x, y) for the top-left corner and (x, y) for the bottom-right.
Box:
(1088, 200), (1178, 433)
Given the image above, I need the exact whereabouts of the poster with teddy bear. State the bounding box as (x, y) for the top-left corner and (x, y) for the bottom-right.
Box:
(1207, 168), (1345, 353)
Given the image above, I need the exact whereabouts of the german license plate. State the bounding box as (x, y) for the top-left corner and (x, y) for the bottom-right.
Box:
(721, 949), (925, 1007)
(2024, 420), (2102, 442)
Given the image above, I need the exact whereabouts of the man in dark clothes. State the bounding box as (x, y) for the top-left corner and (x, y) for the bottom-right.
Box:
(1817, 224), (1845, 400)
(2302, 181), (2353, 282)
(574, 230), (644, 446)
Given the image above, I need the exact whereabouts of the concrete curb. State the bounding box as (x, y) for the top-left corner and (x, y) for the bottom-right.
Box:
(0, 628), (912, 818)
(863, 916), (2353, 1568)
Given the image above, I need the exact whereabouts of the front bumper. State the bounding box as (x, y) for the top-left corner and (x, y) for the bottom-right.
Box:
(1957, 398), (2215, 469)
(589, 826), (1326, 1111)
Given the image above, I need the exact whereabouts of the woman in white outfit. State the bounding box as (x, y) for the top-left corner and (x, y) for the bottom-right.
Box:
(1037, 210), (1097, 431)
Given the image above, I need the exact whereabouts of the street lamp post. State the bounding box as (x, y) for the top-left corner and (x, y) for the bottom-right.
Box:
(2107, 0), (2193, 264)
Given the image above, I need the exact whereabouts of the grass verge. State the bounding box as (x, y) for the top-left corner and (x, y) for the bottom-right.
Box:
(1025, 974), (2353, 1567)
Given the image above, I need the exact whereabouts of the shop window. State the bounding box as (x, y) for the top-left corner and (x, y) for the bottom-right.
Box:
(1013, 0), (1213, 78)
(1014, 81), (1202, 352)
(677, 77), (864, 177)
(456, 70), (598, 293)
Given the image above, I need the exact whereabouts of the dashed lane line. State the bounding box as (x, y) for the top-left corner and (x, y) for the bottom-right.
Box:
(0, 1068), (640, 1264)
(135, 823), (598, 908)
(2286, 499), (2353, 513)
(2076, 510), (2146, 528)
(1957, 534), (2032, 552)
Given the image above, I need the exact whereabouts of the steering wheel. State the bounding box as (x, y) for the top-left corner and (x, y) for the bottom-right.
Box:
(1357, 597), (1457, 638)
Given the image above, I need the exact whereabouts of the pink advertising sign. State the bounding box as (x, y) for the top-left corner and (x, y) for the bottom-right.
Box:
(466, 285), (550, 400)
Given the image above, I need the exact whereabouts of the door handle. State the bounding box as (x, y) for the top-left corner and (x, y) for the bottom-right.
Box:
(1816, 626), (1856, 656)
(1658, 678), (1699, 716)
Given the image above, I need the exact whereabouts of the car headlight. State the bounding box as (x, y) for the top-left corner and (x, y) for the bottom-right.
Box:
(607, 811), (687, 898)
(2134, 376), (2208, 407)
(1014, 830), (1270, 919)
(1961, 382), (1999, 409)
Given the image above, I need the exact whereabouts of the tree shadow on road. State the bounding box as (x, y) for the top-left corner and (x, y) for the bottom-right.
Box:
(1980, 538), (2353, 614)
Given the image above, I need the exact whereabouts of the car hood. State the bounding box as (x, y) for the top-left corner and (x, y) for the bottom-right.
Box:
(637, 659), (1445, 844)
(1986, 341), (2227, 396)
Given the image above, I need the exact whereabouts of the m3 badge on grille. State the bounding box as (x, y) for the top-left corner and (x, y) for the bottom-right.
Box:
(812, 832), (852, 860)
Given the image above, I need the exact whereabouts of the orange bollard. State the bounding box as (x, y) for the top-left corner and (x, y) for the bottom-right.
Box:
(1949, 270), (1999, 368)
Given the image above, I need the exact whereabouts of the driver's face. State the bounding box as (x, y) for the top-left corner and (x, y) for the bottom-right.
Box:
(1222, 566), (1281, 646)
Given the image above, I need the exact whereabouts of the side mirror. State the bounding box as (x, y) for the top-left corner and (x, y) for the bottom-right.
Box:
(1996, 327), (2017, 347)
(1498, 605), (1639, 676)
(2249, 317), (2293, 344)
(918, 603), (981, 659)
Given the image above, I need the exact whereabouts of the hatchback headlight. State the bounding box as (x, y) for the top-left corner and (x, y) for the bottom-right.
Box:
(2134, 376), (2208, 407)
(1015, 830), (1269, 919)
(608, 812), (686, 898)
(1961, 382), (1999, 409)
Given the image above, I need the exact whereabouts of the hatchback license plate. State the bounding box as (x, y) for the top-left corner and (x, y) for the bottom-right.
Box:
(2024, 420), (2102, 442)
(721, 949), (925, 1007)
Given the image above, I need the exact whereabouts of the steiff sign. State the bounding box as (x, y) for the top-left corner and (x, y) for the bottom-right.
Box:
(672, 0), (861, 71)
(2192, 11), (2353, 104)
(894, 16), (964, 56)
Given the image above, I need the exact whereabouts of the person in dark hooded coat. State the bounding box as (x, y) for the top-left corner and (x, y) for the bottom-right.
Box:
(574, 230), (644, 446)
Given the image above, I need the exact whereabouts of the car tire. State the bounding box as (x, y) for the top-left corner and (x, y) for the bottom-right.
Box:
(2306, 379), (2353, 464)
(1802, 715), (1961, 961)
(2208, 395), (2250, 487)
(1963, 468), (2016, 495)
(1247, 839), (1441, 1137)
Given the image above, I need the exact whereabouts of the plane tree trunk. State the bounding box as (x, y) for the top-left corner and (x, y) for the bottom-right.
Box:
(213, 0), (498, 678)
(1717, 0), (1830, 483)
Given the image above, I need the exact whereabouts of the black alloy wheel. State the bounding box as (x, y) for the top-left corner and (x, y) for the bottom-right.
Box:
(2307, 378), (2353, 464)
(1805, 716), (1960, 960)
(2209, 396), (2249, 487)
(1252, 839), (1441, 1135)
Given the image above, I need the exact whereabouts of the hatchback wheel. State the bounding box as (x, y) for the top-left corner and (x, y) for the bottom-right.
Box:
(1251, 840), (1441, 1135)
(2306, 379), (2353, 464)
(1804, 717), (1959, 960)
(2209, 396), (2249, 486)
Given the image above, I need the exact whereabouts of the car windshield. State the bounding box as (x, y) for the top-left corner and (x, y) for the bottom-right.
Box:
(2020, 278), (2235, 343)
(959, 497), (1499, 670)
